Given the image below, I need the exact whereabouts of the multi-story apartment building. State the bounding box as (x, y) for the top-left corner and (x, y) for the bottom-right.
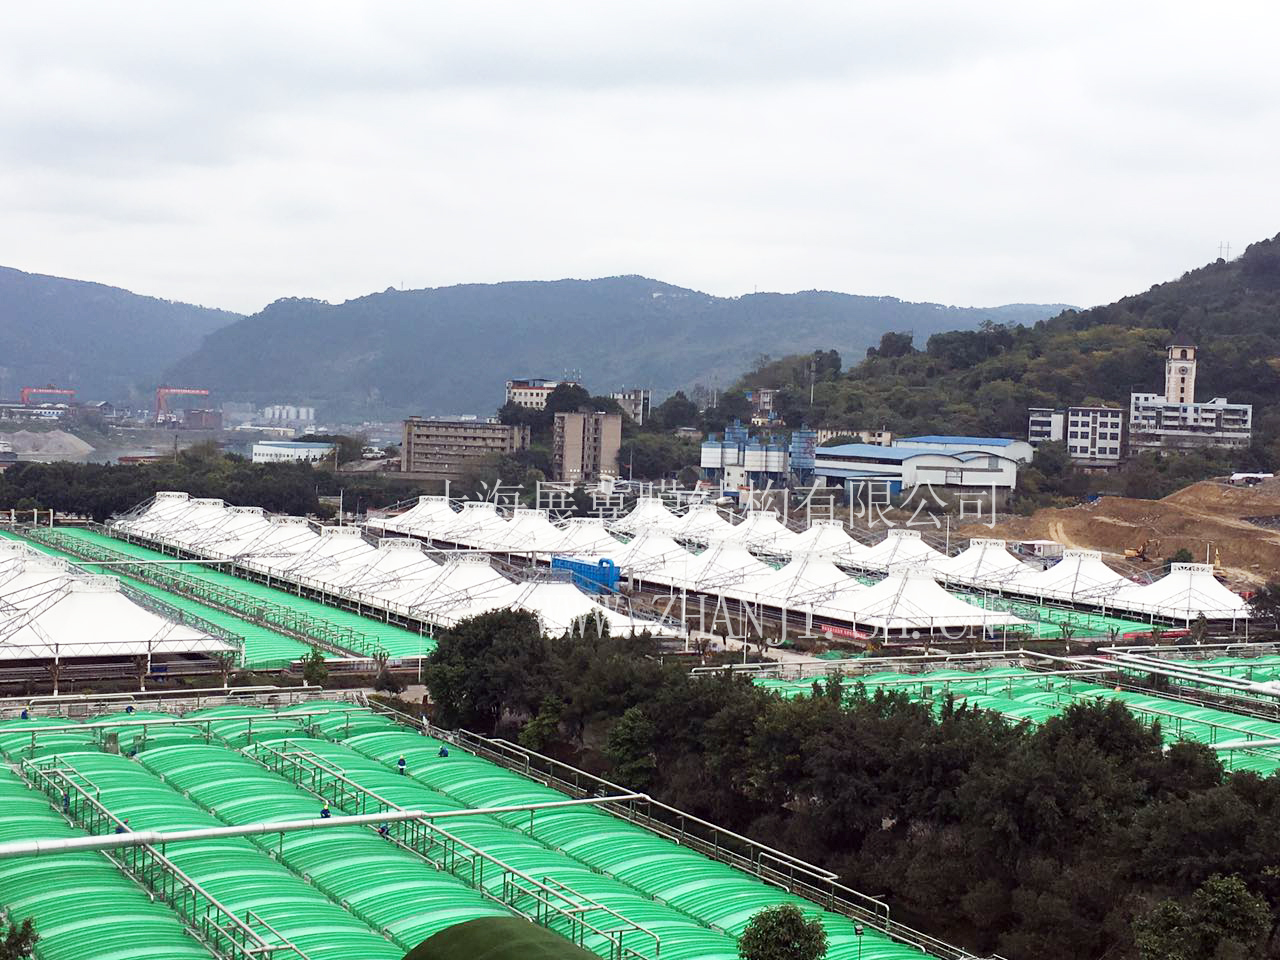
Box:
(1028, 406), (1125, 466)
(505, 378), (581, 410)
(552, 412), (621, 483)
(1128, 345), (1252, 451)
(400, 416), (531, 482)
(610, 388), (651, 426)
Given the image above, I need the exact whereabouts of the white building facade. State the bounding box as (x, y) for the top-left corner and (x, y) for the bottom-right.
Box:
(251, 441), (335, 464)
(1129, 345), (1252, 452)
(1027, 406), (1125, 466)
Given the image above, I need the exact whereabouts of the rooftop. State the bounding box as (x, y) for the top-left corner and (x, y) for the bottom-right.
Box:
(898, 435), (1021, 446)
(254, 440), (336, 450)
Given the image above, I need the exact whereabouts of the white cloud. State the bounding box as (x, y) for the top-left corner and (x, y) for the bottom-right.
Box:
(0, 0), (1276, 314)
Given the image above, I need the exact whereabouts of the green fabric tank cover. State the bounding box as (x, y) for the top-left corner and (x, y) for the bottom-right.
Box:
(402, 917), (599, 960)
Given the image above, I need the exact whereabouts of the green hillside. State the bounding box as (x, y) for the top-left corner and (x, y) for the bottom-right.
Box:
(163, 275), (1068, 418)
(0, 265), (241, 403)
(741, 232), (1280, 466)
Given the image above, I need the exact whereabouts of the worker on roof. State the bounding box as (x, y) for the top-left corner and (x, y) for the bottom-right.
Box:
(320, 802), (331, 819)
(115, 818), (129, 834)
(378, 823), (390, 837)
(62, 793), (70, 813)
(19, 709), (28, 720)
(397, 755), (407, 775)
(437, 745), (449, 758)
(125, 705), (135, 714)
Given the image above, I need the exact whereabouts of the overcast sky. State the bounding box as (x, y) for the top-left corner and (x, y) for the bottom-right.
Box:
(1, 2), (1277, 315)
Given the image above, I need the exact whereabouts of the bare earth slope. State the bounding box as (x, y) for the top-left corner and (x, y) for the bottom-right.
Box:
(959, 479), (1280, 587)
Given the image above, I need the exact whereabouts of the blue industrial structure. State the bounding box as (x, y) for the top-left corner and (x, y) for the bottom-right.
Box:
(551, 556), (620, 594)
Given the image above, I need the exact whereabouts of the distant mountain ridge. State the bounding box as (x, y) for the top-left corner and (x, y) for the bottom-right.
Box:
(0, 266), (241, 404)
(164, 276), (1071, 418)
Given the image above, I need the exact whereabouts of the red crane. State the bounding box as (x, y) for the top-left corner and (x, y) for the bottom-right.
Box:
(20, 385), (76, 405)
(155, 385), (210, 422)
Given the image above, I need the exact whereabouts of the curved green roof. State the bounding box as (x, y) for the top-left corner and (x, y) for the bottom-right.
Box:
(0, 767), (213, 960)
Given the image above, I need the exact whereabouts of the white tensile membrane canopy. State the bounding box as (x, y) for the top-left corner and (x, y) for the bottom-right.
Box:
(786, 520), (869, 562)
(609, 497), (682, 536)
(815, 566), (1026, 634)
(262, 526), (378, 586)
(496, 508), (565, 554)
(368, 496), (458, 536)
(933, 538), (1033, 587)
(723, 555), (865, 614)
(669, 503), (739, 543)
(857, 529), (947, 572)
(429, 501), (511, 548)
(230, 517), (319, 568)
(1111, 563), (1250, 621)
(447, 580), (670, 636)
(644, 542), (775, 592)
(547, 518), (622, 557)
(1011, 549), (1134, 603)
(0, 547), (227, 660)
(354, 554), (512, 617)
(174, 505), (273, 558)
(603, 534), (693, 580)
(722, 510), (805, 553)
(319, 538), (442, 594)
(105, 492), (678, 637)
(112, 490), (199, 539)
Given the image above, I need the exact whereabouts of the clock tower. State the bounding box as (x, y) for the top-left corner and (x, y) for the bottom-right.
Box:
(1164, 345), (1197, 404)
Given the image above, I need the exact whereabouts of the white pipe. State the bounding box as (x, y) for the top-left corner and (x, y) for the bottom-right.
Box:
(0, 793), (644, 860)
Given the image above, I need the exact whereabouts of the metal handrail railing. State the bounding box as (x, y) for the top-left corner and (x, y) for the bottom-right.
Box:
(246, 739), (659, 960)
(21, 755), (309, 960)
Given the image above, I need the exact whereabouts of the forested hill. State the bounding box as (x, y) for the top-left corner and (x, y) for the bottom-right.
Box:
(0, 266), (241, 403)
(163, 276), (1068, 417)
(745, 232), (1280, 461)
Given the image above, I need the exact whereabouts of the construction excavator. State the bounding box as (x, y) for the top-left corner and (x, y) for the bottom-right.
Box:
(1124, 538), (1160, 562)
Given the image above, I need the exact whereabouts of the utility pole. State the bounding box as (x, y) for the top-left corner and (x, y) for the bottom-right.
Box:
(1219, 240), (1231, 259)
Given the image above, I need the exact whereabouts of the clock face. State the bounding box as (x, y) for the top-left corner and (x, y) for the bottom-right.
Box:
(1178, 365), (1189, 374)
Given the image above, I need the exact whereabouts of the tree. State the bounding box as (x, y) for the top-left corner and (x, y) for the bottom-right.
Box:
(738, 904), (827, 960)
(374, 665), (405, 694)
(866, 331), (914, 359)
(1248, 580), (1280, 629)
(307, 433), (365, 465)
(302, 648), (328, 687)
(0, 917), (37, 960)
(652, 390), (700, 429)
(604, 706), (657, 789)
(1133, 874), (1271, 960)
(423, 610), (548, 731)
(1165, 547), (1195, 573)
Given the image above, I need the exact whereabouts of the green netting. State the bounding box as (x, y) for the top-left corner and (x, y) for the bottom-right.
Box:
(0, 766), (214, 960)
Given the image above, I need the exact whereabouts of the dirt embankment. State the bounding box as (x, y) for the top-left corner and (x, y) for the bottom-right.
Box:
(956, 479), (1280, 588)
